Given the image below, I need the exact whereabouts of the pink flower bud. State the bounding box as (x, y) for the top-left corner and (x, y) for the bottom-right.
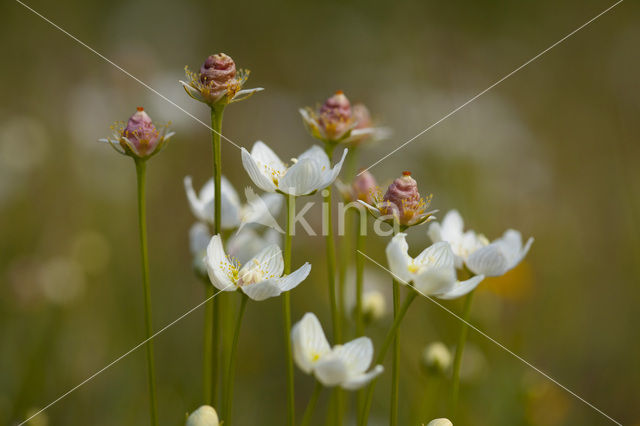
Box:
(198, 53), (237, 103)
(352, 170), (378, 204)
(382, 171), (425, 226)
(352, 103), (372, 130)
(318, 91), (353, 141)
(122, 107), (160, 156)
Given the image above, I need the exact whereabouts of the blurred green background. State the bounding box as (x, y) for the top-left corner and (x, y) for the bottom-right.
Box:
(1, 0), (639, 424)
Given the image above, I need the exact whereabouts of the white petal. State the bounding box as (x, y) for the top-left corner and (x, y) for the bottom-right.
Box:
(357, 200), (381, 218)
(231, 87), (264, 102)
(385, 233), (412, 283)
(466, 244), (510, 277)
(184, 176), (208, 223)
(319, 148), (348, 189)
(291, 313), (331, 374)
(412, 266), (457, 295)
(440, 210), (464, 241)
(435, 275), (485, 300)
(331, 337), (373, 375)
(314, 355), (349, 387)
(276, 262), (311, 292)
(279, 157), (324, 196)
(204, 235), (236, 291)
(180, 80), (206, 103)
(414, 242), (455, 269)
(251, 140), (286, 172)
(245, 244), (284, 278)
(241, 279), (282, 301)
(240, 188), (283, 232)
(427, 221), (443, 243)
(189, 222), (211, 255)
(241, 147), (278, 193)
(340, 365), (384, 390)
(298, 145), (330, 169)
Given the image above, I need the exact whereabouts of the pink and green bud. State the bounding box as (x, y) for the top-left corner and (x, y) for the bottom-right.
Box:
(381, 171), (431, 227)
(318, 91), (353, 141)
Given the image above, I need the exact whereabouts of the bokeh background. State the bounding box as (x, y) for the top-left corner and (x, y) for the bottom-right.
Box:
(1, 0), (639, 424)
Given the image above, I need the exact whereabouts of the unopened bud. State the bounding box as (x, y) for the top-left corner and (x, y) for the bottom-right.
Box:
(122, 107), (160, 156)
(382, 171), (425, 226)
(185, 405), (220, 426)
(199, 53), (237, 94)
(362, 290), (386, 323)
(318, 91), (353, 141)
(352, 170), (378, 204)
(421, 342), (452, 375)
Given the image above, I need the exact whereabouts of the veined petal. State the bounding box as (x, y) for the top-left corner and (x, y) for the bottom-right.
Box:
(184, 176), (208, 223)
(299, 145), (330, 168)
(331, 337), (373, 375)
(292, 313), (331, 374)
(435, 275), (485, 300)
(385, 233), (412, 283)
(241, 147), (278, 193)
(440, 210), (464, 241)
(189, 222), (211, 255)
(466, 243), (510, 277)
(204, 235), (236, 291)
(277, 262), (311, 292)
(279, 157), (324, 196)
(241, 279), (281, 301)
(341, 365), (384, 390)
(230, 87), (264, 103)
(314, 355), (349, 387)
(319, 148), (348, 189)
(412, 266), (456, 295)
(251, 141), (286, 172)
(414, 241), (455, 269)
(246, 244), (283, 278)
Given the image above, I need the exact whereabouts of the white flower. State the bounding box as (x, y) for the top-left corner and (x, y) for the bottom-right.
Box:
(189, 222), (211, 277)
(465, 229), (534, 277)
(227, 227), (281, 265)
(184, 176), (282, 231)
(185, 405), (219, 426)
(241, 141), (348, 196)
(428, 210), (533, 277)
(291, 312), (384, 390)
(385, 233), (484, 300)
(426, 419), (453, 426)
(204, 235), (310, 301)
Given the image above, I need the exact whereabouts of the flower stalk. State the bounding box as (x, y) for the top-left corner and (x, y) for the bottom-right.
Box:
(300, 381), (323, 426)
(358, 289), (417, 426)
(283, 194), (296, 426)
(450, 290), (475, 418)
(224, 292), (249, 425)
(134, 159), (159, 426)
(390, 279), (400, 426)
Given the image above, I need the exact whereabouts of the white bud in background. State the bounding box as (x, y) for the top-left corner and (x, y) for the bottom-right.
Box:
(185, 405), (219, 426)
(362, 289), (386, 324)
(426, 418), (453, 426)
(421, 342), (452, 375)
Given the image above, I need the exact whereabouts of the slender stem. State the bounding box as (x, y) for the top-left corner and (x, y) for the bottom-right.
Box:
(358, 290), (417, 426)
(450, 290), (475, 418)
(354, 226), (365, 336)
(204, 106), (224, 407)
(224, 293), (249, 425)
(134, 159), (158, 426)
(390, 280), (400, 426)
(323, 144), (341, 344)
(300, 381), (323, 426)
(283, 194), (296, 426)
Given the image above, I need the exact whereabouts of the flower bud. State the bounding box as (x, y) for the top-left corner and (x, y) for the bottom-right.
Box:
(318, 91), (353, 141)
(351, 170), (378, 204)
(381, 171), (428, 226)
(361, 289), (386, 324)
(352, 103), (372, 130)
(421, 342), (452, 375)
(199, 53), (237, 102)
(185, 405), (220, 426)
(122, 107), (160, 156)
(426, 418), (453, 426)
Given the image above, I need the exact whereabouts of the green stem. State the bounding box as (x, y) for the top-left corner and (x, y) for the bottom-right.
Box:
(283, 194), (296, 426)
(300, 381), (323, 426)
(323, 145), (341, 344)
(450, 290), (475, 418)
(354, 227), (365, 336)
(224, 293), (249, 425)
(390, 280), (400, 426)
(359, 290), (417, 426)
(205, 106), (224, 407)
(134, 159), (158, 426)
